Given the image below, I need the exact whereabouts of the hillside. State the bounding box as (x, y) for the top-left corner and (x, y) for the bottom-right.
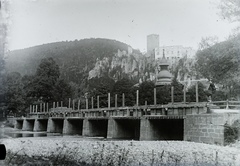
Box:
(6, 38), (154, 91)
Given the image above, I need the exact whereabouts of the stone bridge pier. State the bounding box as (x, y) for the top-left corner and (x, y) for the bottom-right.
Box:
(63, 118), (83, 135)
(140, 117), (184, 141)
(82, 119), (108, 138)
(33, 119), (48, 132)
(14, 119), (24, 129)
(22, 118), (35, 131)
(107, 118), (140, 140)
(47, 118), (64, 133)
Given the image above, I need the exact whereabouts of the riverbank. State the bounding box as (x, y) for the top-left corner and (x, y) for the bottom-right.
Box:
(1, 122), (240, 165)
(2, 137), (240, 166)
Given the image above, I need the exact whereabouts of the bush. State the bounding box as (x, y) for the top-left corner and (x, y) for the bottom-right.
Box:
(224, 123), (239, 145)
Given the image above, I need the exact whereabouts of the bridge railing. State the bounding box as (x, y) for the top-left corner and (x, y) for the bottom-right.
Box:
(26, 102), (208, 119)
(209, 100), (240, 109)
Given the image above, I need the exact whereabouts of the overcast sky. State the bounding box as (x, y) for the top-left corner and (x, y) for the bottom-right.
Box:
(7, 0), (237, 52)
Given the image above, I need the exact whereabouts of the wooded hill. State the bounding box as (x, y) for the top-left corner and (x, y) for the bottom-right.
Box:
(5, 38), (141, 84)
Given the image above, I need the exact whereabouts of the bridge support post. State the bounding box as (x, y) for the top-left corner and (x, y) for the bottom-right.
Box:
(47, 118), (64, 133)
(183, 85), (186, 103)
(91, 97), (94, 109)
(82, 119), (90, 136)
(115, 94), (117, 108)
(97, 96), (99, 109)
(196, 82), (199, 103)
(108, 93), (111, 109)
(107, 118), (117, 139)
(122, 93), (125, 107)
(154, 88), (156, 105)
(47, 118), (54, 133)
(22, 118), (34, 131)
(78, 100), (80, 110)
(140, 118), (153, 140)
(33, 105), (35, 113)
(171, 86), (174, 104)
(15, 120), (23, 129)
(40, 103), (42, 112)
(43, 103), (46, 112)
(63, 119), (82, 135)
(86, 98), (88, 110)
(68, 98), (71, 108)
(136, 90), (139, 106)
(83, 119), (107, 137)
(34, 119), (48, 131)
(73, 99), (75, 110)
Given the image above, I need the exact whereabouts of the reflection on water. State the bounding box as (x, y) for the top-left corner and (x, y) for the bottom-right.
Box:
(5, 132), (62, 138)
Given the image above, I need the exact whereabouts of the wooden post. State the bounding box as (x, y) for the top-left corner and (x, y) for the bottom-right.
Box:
(78, 100), (80, 110)
(40, 103), (42, 112)
(183, 85), (186, 104)
(43, 103), (46, 112)
(29, 105), (32, 113)
(108, 93), (110, 109)
(91, 97), (94, 109)
(136, 90), (139, 106)
(171, 86), (174, 104)
(154, 88), (157, 105)
(36, 105), (38, 112)
(33, 105), (35, 113)
(53, 102), (55, 108)
(47, 103), (49, 112)
(115, 94), (117, 108)
(145, 101), (147, 107)
(86, 98), (88, 110)
(73, 99), (75, 110)
(68, 98), (71, 108)
(196, 82), (199, 103)
(122, 93), (125, 107)
(226, 99), (229, 109)
(61, 101), (63, 107)
(57, 102), (59, 108)
(97, 96), (99, 109)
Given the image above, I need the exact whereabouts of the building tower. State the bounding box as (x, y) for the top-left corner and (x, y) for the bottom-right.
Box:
(147, 34), (159, 58)
(155, 49), (173, 87)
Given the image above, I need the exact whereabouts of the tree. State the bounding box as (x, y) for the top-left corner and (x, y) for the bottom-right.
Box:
(4, 72), (26, 115)
(112, 78), (135, 106)
(198, 36), (219, 51)
(138, 81), (155, 105)
(171, 78), (184, 102)
(27, 57), (60, 103)
(219, 0), (240, 23)
(156, 85), (171, 104)
(195, 35), (240, 100)
(186, 82), (208, 102)
(88, 77), (115, 108)
(53, 79), (72, 106)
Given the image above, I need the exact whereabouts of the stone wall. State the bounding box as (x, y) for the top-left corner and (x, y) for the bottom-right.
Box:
(184, 113), (240, 145)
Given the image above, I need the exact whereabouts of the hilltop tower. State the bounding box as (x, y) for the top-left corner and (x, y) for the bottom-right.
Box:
(147, 34), (159, 58)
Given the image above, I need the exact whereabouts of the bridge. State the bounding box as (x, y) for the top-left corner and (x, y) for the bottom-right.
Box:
(13, 90), (240, 145)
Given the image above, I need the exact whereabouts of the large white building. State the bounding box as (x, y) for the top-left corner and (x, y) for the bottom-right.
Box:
(155, 46), (196, 60)
(146, 34), (196, 65)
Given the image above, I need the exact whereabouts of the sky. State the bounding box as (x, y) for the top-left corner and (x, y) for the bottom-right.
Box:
(6, 0), (238, 52)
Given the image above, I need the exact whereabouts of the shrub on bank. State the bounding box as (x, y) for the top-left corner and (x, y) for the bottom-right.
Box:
(224, 122), (239, 145)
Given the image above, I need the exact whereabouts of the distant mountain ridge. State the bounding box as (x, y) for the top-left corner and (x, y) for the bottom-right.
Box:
(5, 38), (153, 87)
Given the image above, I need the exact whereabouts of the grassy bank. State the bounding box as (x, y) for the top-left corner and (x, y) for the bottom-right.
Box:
(2, 137), (240, 166)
